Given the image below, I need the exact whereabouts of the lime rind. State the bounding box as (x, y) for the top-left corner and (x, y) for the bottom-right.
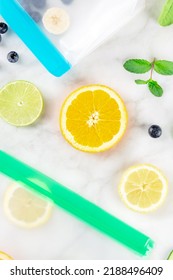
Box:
(158, 0), (173, 26)
(167, 250), (173, 260)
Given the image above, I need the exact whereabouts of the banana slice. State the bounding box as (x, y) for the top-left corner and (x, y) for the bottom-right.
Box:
(42, 7), (70, 35)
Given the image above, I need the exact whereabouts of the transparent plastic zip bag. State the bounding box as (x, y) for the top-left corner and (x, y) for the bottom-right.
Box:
(1, 0), (145, 76)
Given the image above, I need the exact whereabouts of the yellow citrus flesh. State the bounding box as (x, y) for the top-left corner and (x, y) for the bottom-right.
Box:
(3, 183), (53, 229)
(60, 85), (128, 152)
(0, 251), (13, 260)
(118, 164), (168, 213)
(0, 80), (43, 126)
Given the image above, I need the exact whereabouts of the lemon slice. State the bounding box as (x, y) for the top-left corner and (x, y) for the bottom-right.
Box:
(60, 85), (128, 153)
(118, 164), (168, 213)
(3, 183), (53, 229)
(0, 80), (43, 126)
(0, 251), (13, 260)
(42, 7), (70, 35)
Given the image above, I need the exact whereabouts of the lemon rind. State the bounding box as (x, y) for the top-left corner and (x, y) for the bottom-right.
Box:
(3, 183), (53, 229)
(118, 164), (168, 213)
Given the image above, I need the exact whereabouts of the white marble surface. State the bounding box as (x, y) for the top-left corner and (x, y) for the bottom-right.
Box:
(1, 0), (173, 260)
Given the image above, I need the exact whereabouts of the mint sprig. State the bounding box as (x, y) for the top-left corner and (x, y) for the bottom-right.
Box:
(154, 60), (173, 75)
(123, 59), (152, 74)
(135, 79), (148, 85)
(123, 58), (173, 97)
(148, 80), (163, 97)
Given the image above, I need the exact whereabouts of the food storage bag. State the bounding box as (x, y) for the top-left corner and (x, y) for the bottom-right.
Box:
(0, 0), (144, 76)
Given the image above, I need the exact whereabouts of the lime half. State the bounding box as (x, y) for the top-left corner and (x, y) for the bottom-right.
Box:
(167, 250), (173, 260)
(0, 81), (43, 126)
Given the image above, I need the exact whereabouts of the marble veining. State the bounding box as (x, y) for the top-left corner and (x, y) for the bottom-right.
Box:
(0, 0), (173, 259)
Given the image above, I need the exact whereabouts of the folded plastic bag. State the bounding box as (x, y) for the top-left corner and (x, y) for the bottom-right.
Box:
(0, 0), (145, 76)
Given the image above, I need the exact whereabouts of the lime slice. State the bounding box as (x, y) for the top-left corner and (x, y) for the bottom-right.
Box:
(167, 250), (173, 260)
(0, 80), (43, 126)
(158, 0), (173, 26)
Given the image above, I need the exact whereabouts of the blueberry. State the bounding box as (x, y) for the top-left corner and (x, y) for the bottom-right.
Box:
(0, 22), (8, 34)
(31, 0), (46, 9)
(148, 125), (162, 138)
(7, 51), (19, 63)
(29, 11), (41, 23)
(61, 0), (73, 5)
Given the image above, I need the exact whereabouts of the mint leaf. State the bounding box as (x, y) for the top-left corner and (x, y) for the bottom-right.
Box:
(154, 60), (173, 75)
(123, 59), (152, 74)
(148, 80), (163, 97)
(158, 0), (173, 26)
(135, 79), (148, 85)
